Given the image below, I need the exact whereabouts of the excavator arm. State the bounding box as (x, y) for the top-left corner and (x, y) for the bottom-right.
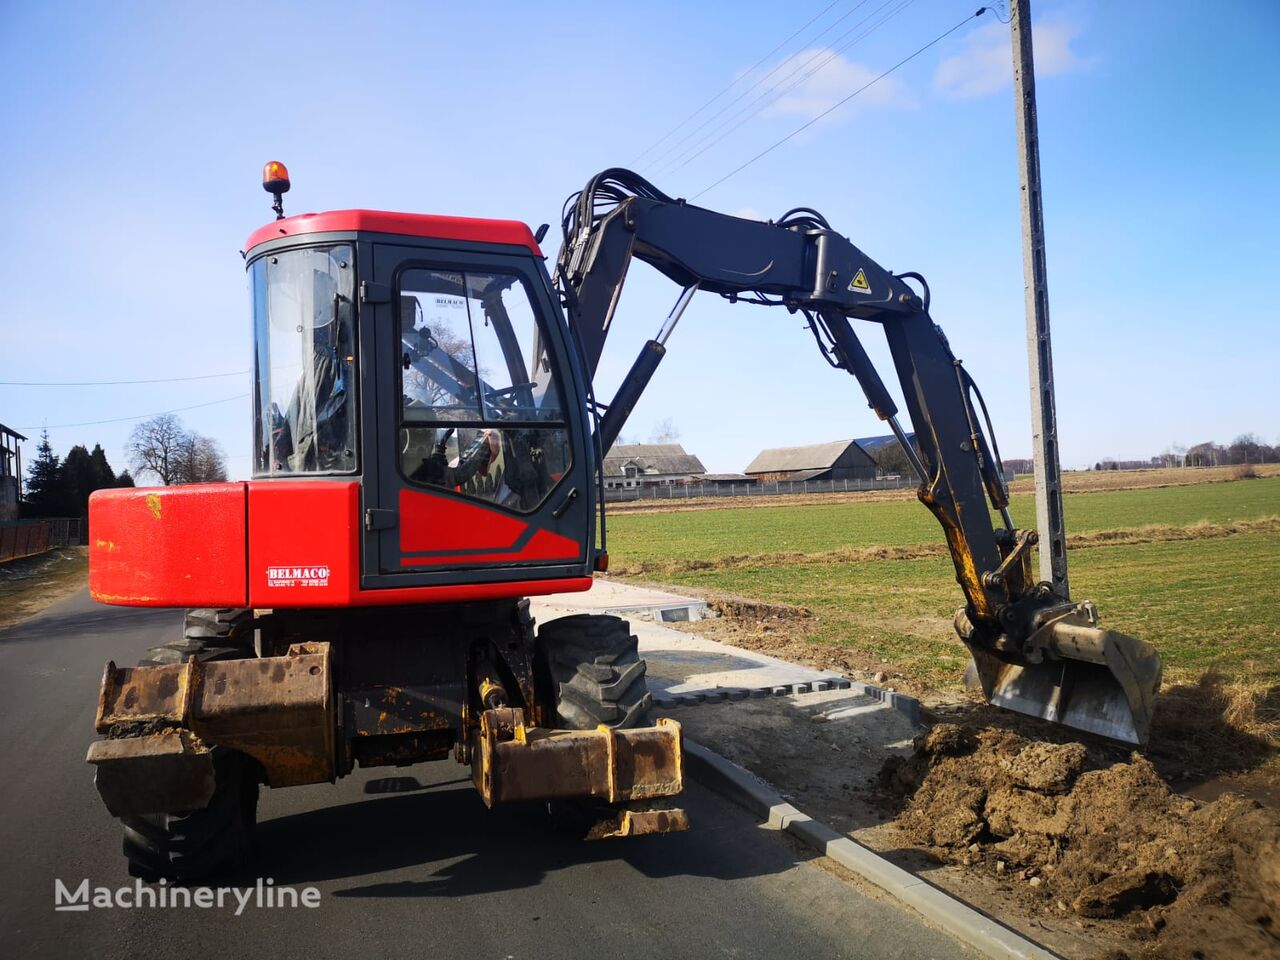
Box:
(556, 169), (1162, 745)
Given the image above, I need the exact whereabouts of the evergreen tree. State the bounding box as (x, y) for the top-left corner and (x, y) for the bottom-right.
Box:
(88, 444), (117, 490)
(115, 470), (136, 488)
(24, 430), (64, 516)
(62, 444), (95, 515)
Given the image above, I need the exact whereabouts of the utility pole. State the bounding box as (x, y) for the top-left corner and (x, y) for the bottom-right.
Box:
(1011, 0), (1068, 595)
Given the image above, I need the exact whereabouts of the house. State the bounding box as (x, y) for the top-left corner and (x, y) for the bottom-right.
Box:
(745, 438), (880, 483)
(602, 443), (706, 489)
(0, 423), (25, 521)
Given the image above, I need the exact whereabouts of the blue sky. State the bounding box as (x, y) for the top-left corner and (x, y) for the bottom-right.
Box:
(2, 0), (1277, 481)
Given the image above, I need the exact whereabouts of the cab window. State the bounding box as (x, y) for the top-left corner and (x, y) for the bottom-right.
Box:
(251, 245), (357, 475)
(398, 268), (570, 513)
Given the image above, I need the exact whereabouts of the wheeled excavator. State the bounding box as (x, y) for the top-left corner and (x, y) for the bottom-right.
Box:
(84, 164), (1161, 879)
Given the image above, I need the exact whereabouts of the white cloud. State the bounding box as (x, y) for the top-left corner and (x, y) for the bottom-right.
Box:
(933, 17), (1087, 101)
(759, 48), (914, 123)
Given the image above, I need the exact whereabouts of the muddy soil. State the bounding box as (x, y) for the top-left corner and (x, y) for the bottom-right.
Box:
(662, 593), (1279, 957)
(880, 724), (1280, 959)
(671, 593), (1280, 786)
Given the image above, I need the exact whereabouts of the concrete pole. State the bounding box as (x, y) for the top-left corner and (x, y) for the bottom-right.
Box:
(1011, 0), (1069, 595)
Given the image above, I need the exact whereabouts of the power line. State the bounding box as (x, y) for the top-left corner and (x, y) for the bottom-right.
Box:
(19, 394), (249, 431)
(651, 0), (894, 177)
(634, 0), (846, 165)
(655, 0), (914, 178)
(1, 370), (249, 386)
(646, 1), (875, 171)
(692, 7), (990, 200)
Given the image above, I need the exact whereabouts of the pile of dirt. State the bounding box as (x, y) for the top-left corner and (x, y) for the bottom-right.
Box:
(881, 725), (1280, 958)
(703, 596), (814, 622)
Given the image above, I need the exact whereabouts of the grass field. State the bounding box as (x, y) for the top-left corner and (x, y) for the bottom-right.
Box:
(606, 476), (1280, 688)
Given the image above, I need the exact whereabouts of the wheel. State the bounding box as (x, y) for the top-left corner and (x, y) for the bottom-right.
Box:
(121, 748), (258, 881)
(121, 611), (260, 880)
(535, 614), (652, 730)
(138, 608), (254, 666)
(535, 614), (653, 835)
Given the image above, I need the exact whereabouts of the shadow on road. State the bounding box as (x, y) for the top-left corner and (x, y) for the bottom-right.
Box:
(246, 780), (794, 896)
(0, 603), (178, 647)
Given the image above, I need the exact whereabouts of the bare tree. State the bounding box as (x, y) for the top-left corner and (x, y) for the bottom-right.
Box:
(649, 418), (680, 444)
(1157, 443), (1187, 468)
(1003, 458), (1034, 475)
(128, 414), (228, 484)
(174, 434), (228, 484)
(1187, 442), (1222, 467)
(127, 414), (188, 485)
(1228, 433), (1263, 465)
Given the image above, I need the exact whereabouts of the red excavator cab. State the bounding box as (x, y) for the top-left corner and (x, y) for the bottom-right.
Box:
(90, 210), (597, 608)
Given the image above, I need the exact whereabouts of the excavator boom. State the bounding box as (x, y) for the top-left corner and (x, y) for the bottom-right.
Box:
(556, 169), (1161, 745)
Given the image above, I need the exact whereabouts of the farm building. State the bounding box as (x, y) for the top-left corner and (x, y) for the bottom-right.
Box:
(744, 434), (917, 483)
(602, 443), (706, 489)
(0, 423), (25, 521)
(701, 473), (757, 488)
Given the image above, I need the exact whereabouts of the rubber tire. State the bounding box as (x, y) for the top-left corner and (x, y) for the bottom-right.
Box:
(139, 608), (254, 666)
(121, 614), (260, 881)
(536, 614), (652, 730)
(121, 748), (258, 882)
(536, 615), (653, 836)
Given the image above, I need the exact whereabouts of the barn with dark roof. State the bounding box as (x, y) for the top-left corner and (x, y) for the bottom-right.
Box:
(744, 434), (914, 482)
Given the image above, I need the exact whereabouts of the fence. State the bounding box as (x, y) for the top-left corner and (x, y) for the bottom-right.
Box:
(0, 517), (85, 564)
(604, 475), (917, 503)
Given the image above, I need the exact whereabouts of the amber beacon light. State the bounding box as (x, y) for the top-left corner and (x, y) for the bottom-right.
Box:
(263, 161), (291, 220)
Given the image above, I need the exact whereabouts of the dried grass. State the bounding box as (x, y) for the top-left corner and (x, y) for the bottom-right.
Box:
(1221, 678), (1280, 749)
(1148, 671), (1280, 779)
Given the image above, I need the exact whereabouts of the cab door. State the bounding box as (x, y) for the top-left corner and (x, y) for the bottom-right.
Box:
(360, 242), (591, 588)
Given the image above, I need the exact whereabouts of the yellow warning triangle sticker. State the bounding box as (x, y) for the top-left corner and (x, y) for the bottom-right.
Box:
(848, 268), (871, 294)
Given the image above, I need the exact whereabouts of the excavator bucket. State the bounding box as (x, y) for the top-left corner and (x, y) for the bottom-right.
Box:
(958, 604), (1163, 746)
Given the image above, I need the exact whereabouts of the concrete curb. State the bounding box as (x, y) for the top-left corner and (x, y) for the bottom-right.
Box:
(684, 741), (1059, 960)
(653, 677), (922, 727)
(652, 676), (851, 707)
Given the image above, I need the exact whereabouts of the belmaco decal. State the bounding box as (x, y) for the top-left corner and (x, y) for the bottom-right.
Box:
(266, 565), (331, 588)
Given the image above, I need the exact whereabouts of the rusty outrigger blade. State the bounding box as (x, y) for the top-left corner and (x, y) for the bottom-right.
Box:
(470, 707), (688, 835)
(87, 642), (335, 816)
(585, 802), (691, 839)
(959, 603), (1163, 747)
(87, 728), (215, 817)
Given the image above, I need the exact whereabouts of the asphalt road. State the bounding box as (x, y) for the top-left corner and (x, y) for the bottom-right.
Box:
(0, 590), (973, 960)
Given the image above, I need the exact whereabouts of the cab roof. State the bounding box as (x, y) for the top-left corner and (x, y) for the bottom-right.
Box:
(244, 209), (542, 256)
